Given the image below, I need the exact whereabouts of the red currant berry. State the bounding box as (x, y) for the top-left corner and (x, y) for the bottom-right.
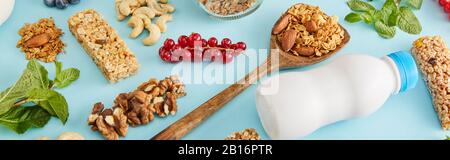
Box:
(163, 38), (175, 50)
(204, 49), (222, 62)
(230, 44), (237, 50)
(208, 37), (218, 47)
(445, 4), (450, 13)
(189, 33), (202, 42)
(223, 53), (234, 64)
(236, 42), (247, 50)
(159, 47), (172, 62)
(201, 39), (208, 48)
(440, 0), (450, 6)
(178, 35), (189, 48)
(221, 38), (232, 48)
(171, 44), (181, 51)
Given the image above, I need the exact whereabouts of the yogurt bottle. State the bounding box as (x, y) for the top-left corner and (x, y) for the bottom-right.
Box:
(255, 51), (419, 140)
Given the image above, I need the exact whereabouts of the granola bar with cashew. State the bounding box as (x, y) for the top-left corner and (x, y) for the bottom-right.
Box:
(68, 9), (139, 83)
(411, 36), (450, 130)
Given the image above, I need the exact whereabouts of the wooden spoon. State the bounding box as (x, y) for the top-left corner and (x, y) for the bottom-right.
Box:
(151, 17), (350, 141)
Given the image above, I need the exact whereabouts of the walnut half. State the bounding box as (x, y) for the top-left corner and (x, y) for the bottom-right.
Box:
(88, 103), (128, 140)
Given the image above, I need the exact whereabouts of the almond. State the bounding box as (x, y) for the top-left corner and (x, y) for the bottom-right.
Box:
(294, 47), (315, 57)
(305, 20), (318, 33)
(280, 29), (298, 52)
(272, 14), (291, 35)
(24, 33), (51, 48)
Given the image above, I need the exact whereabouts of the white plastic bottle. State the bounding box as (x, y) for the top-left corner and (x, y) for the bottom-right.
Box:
(255, 51), (419, 140)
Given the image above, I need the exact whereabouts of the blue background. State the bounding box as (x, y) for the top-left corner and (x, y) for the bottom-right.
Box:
(0, 0), (449, 140)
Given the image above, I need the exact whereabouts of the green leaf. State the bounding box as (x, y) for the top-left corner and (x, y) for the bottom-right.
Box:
(0, 106), (51, 134)
(406, 0), (423, 9)
(347, 0), (376, 12)
(54, 68), (80, 89)
(345, 13), (362, 23)
(376, 0), (398, 24)
(446, 136), (450, 140)
(55, 61), (62, 77)
(0, 60), (49, 115)
(361, 12), (374, 24)
(397, 6), (422, 34)
(375, 20), (396, 39)
(388, 11), (399, 26)
(27, 89), (69, 124)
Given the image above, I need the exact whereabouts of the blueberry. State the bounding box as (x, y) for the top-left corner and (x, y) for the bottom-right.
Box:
(44, 0), (56, 7)
(55, 0), (69, 9)
(68, 0), (80, 5)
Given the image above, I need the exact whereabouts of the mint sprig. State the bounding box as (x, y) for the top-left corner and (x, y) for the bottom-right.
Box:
(345, 0), (423, 39)
(0, 60), (79, 134)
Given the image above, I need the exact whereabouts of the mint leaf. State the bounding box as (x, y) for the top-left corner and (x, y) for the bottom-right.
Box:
(361, 12), (374, 24)
(406, 0), (423, 9)
(27, 89), (69, 124)
(0, 60), (49, 115)
(345, 13), (362, 23)
(54, 68), (80, 89)
(0, 106), (50, 134)
(375, 20), (396, 39)
(378, 0), (399, 24)
(347, 0), (376, 12)
(397, 6), (422, 34)
(388, 11), (399, 26)
(55, 61), (62, 77)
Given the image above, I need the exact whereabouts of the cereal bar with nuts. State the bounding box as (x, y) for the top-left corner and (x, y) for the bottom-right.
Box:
(68, 9), (139, 83)
(411, 36), (450, 129)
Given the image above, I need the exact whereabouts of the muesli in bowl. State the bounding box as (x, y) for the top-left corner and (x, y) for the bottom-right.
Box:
(196, 0), (264, 20)
(272, 3), (348, 57)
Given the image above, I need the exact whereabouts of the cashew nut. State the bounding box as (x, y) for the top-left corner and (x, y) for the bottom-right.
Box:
(146, 0), (175, 16)
(57, 132), (85, 140)
(158, 0), (168, 4)
(133, 7), (156, 19)
(138, 0), (147, 5)
(142, 23), (161, 46)
(119, 0), (140, 16)
(156, 14), (172, 33)
(128, 16), (145, 38)
(115, 0), (127, 21)
(136, 14), (152, 28)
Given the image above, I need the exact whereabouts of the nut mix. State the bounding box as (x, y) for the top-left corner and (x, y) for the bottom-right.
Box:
(225, 128), (261, 140)
(411, 36), (450, 130)
(88, 75), (186, 140)
(115, 0), (175, 46)
(198, 0), (257, 16)
(272, 3), (346, 57)
(16, 18), (65, 63)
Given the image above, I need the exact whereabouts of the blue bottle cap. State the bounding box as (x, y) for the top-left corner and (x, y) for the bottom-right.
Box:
(387, 51), (419, 93)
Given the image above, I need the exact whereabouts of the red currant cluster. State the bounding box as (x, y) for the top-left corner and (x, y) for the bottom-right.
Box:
(159, 33), (247, 64)
(439, 0), (450, 20)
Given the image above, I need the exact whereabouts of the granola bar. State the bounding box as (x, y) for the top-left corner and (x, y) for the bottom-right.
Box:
(411, 36), (450, 129)
(68, 9), (139, 83)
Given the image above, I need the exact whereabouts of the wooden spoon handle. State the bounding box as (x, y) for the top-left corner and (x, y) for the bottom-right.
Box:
(152, 59), (278, 140)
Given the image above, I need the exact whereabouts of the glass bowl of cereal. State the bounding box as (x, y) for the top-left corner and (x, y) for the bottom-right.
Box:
(195, 0), (264, 20)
